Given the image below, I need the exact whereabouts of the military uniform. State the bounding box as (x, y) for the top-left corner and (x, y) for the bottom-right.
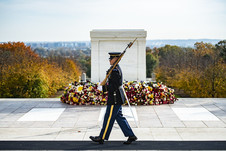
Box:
(103, 64), (124, 105)
(90, 52), (137, 144)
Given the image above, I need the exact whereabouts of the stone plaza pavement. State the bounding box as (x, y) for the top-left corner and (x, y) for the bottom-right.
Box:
(0, 98), (226, 141)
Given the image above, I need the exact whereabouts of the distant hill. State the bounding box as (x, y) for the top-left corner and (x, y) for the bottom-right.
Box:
(1, 39), (223, 49)
(146, 39), (223, 48)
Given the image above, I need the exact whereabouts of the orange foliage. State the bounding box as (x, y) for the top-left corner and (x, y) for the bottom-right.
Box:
(0, 42), (81, 98)
(155, 42), (226, 98)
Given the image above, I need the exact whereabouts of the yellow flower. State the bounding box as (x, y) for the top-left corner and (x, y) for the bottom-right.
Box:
(87, 86), (92, 91)
(148, 86), (153, 91)
(77, 85), (83, 92)
(73, 97), (78, 103)
(150, 93), (154, 98)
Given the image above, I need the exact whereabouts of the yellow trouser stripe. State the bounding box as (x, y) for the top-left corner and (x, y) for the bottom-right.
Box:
(102, 105), (114, 140)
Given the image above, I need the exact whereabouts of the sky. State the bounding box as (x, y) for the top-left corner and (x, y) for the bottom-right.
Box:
(0, 0), (225, 42)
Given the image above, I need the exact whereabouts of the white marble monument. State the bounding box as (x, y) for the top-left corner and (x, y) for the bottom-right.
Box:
(90, 29), (147, 82)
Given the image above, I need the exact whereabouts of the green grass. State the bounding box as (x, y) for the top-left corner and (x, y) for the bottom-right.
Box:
(174, 94), (181, 98)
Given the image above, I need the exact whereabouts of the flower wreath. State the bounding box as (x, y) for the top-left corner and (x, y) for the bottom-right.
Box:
(60, 81), (177, 105)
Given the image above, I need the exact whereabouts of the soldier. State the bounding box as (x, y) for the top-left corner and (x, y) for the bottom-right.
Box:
(90, 52), (137, 144)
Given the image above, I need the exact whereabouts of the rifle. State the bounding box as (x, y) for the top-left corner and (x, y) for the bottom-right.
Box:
(100, 38), (137, 86)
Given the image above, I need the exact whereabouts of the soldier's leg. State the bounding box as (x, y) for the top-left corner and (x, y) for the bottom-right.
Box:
(115, 106), (135, 137)
(99, 105), (120, 140)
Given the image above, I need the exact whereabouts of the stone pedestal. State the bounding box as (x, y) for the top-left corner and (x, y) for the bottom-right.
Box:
(90, 29), (147, 82)
(81, 73), (86, 82)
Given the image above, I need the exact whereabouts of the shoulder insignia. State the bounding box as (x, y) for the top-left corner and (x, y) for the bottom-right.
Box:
(112, 68), (118, 72)
(115, 66), (122, 77)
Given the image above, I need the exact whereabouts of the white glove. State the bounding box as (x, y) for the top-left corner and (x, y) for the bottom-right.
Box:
(97, 83), (102, 91)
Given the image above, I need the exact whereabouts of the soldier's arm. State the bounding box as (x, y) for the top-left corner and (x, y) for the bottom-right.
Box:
(102, 84), (107, 93)
(107, 69), (121, 92)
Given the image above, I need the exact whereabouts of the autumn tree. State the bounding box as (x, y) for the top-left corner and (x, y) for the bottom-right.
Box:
(146, 47), (158, 78)
(0, 42), (81, 98)
(216, 40), (226, 62)
(155, 41), (226, 97)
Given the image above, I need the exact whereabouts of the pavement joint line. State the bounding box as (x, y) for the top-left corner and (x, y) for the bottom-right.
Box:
(175, 127), (185, 140)
(55, 127), (62, 140)
(153, 104), (163, 128)
(202, 120), (209, 127)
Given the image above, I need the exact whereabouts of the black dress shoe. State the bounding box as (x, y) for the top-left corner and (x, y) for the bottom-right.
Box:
(123, 136), (137, 144)
(89, 136), (104, 144)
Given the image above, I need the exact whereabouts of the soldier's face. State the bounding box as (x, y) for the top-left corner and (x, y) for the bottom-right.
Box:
(109, 57), (118, 65)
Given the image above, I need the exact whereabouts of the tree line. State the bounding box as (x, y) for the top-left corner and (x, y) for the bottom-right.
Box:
(0, 42), (81, 98)
(1, 40), (225, 98)
(146, 40), (226, 98)
(33, 47), (91, 78)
